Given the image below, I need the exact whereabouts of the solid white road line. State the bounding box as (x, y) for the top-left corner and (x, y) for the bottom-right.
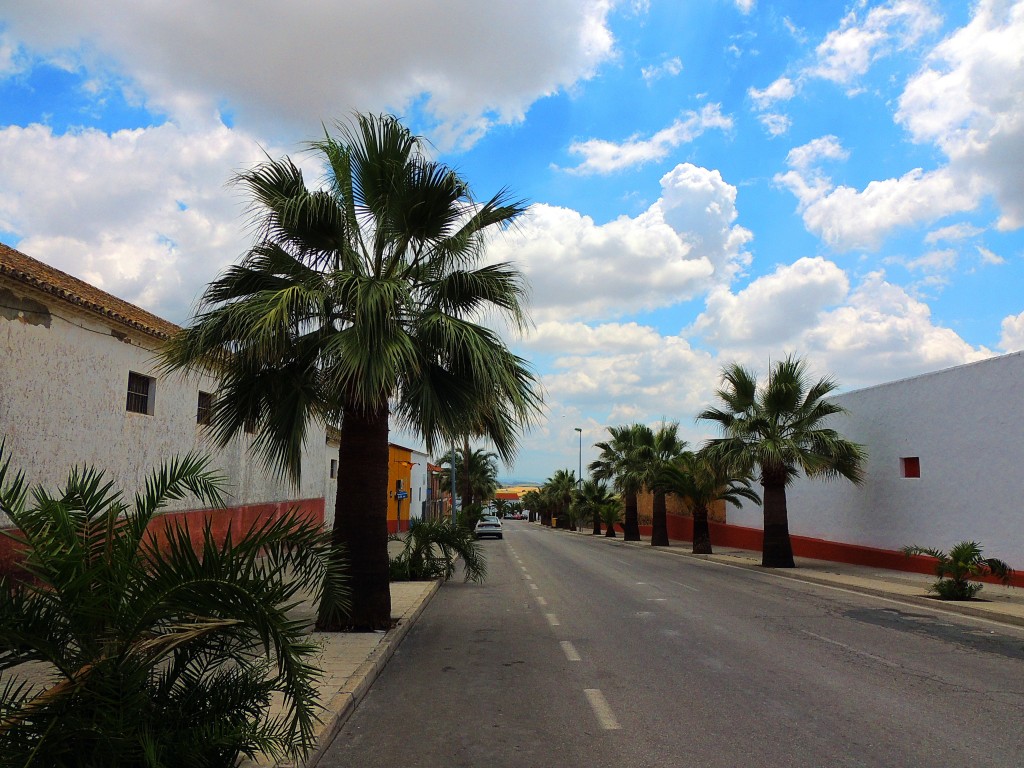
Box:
(584, 689), (621, 730)
(545, 612), (560, 627)
(800, 630), (900, 668)
(668, 579), (699, 592)
(560, 641), (581, 661)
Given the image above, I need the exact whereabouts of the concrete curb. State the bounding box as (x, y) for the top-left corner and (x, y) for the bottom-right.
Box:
(559, 527), (1024, 630)
(303, 579), (442, 768)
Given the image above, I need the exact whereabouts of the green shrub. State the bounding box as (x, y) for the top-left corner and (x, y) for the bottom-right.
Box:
(389, 519), (486, 583)
(902, 541), (1013, 600)
(0, 448), (346, 767)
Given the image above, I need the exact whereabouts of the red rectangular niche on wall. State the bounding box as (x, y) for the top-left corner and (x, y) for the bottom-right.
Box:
(900, 456), (921, 478)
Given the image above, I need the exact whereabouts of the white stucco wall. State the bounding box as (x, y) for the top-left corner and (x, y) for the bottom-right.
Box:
(410, 449), (428, 521)
(0, 279), (327, 527)
(728, 352), (1024, 566)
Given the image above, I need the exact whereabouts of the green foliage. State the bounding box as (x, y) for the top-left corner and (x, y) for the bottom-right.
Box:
(902, 541), (1014, 600)
(0, 448), (346, 767)
(573, 479), (618, 534)
(698, 355), (867, 487)
(456, 502), (487, 532)
(439, 448), (500, 507)
(598, 500), (623, 537)
(389, 519), (487, 583)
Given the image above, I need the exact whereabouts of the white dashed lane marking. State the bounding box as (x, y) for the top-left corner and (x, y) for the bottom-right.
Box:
(545, 613), (560, 627)
(584, 689), (621, 730)
(560, 641), (581, 662)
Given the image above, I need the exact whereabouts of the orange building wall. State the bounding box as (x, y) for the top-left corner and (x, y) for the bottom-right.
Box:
(388, 444), (414, 533)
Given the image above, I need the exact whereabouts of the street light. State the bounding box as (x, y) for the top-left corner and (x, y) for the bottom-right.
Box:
(574, 427), (582, 487)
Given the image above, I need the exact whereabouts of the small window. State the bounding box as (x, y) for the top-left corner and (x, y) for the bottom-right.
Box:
(330, 459), (338, 479)
(196, 391), (213, 425)
(901, 457), (921, 478)
(126, 372), (153, 415)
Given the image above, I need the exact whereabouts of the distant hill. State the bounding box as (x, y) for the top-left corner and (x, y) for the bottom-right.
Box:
(498, 479), (542, 488)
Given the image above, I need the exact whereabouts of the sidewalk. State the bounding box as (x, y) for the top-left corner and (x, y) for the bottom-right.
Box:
(244, 578), (440, 768)
(596, 531), (1024, 629)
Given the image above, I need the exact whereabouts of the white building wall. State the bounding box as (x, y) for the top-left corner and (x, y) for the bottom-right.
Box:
(0, 281), (327, 527)
(410, 449), (428, 521)
(728, 352), (1024, 566)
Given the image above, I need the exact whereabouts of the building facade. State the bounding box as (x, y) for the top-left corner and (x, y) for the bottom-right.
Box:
(727, 352), (1024, 567)
(0, 243), (428, 570)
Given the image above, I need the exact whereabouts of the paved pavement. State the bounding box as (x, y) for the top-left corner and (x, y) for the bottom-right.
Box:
(6, 525), (1022, 766)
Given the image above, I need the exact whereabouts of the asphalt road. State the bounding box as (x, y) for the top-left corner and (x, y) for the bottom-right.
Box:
(319, 523), (1024, 768)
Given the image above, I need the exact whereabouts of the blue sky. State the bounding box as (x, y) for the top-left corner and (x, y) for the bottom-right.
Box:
(1, 1), (1022, 481)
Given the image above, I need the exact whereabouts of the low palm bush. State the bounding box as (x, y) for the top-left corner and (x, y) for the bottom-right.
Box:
(389, 519), (486, 583)
(0, 448), (346, 767)
(902, 541), (1014, 600)
(599, 502), (622, 538)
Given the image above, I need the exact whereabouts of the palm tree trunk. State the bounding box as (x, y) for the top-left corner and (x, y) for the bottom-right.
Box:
(692, 503), (712, 554)
(761, 473), (795, 568)
(592, 510), (601, 536)
(623, 492), (640, 541)
(317, 403), (392, 631)
(651, 490), (669, 546)
(605, 522), (617, 537)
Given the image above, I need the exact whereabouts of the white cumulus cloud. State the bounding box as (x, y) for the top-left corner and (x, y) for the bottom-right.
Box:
(0, 0), (618, 148)
(897, 0), (1024, 230)
(565, 104), (732, 174)
(641, 56), (682, 83)
(811, 0), (941, 86)
(0, 122), (289, 322)
(488, 163), (751, 322)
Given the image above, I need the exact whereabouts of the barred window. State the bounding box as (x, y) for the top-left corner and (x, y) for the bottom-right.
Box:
(126, 372), (153, 415)
(197, 391), (213, 425)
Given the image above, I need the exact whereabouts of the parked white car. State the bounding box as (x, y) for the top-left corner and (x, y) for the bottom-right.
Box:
(474, 515), (503, 539)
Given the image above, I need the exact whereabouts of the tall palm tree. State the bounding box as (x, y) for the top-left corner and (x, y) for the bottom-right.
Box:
(698, 355), (866, 567)
(637, 422), (686, 547)
(161, 114), (541, 630)
(589, 424), (646, 541)
(659, 447), (761, 554)
(440, 447), (499, 508)
(574, 478), (618, 535)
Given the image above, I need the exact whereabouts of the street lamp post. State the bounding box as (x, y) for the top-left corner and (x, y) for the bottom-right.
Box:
(574, 427), (582, 484)
(574, 427), (582, 532)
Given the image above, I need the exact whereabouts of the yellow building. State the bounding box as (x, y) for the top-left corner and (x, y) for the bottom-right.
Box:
(388, 443), (418, 533)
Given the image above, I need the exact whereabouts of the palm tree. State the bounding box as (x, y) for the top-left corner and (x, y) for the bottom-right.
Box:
(440, 447), (499, 508)
(698, 355), (866, 567)
(659, 448), (761, 554)
(590, 424), (646, 541)
(637, 422), (686, 547)
(0, 449), (343, 766)
(575, 478), (618, 535)
(902, 541), (1013, 600)
(388, 518), (487, 583)
(161, 114), (541, 630)
(521, 489), (541, 523)
(545, 469), (577, 529)
(599, 498), (623, 537)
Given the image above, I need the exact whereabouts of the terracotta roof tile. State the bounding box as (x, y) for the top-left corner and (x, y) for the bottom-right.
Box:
(0, 242), (180, 340)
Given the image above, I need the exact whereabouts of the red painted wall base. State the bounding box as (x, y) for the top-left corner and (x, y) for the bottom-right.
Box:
(621, 514), (1024, 588)
(0, 498), (326, 578)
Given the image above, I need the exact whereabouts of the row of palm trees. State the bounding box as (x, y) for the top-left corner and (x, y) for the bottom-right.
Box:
(529, 356), (867, 568)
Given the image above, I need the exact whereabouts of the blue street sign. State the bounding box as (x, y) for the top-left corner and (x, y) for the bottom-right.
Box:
(396, 491), (408, 500)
